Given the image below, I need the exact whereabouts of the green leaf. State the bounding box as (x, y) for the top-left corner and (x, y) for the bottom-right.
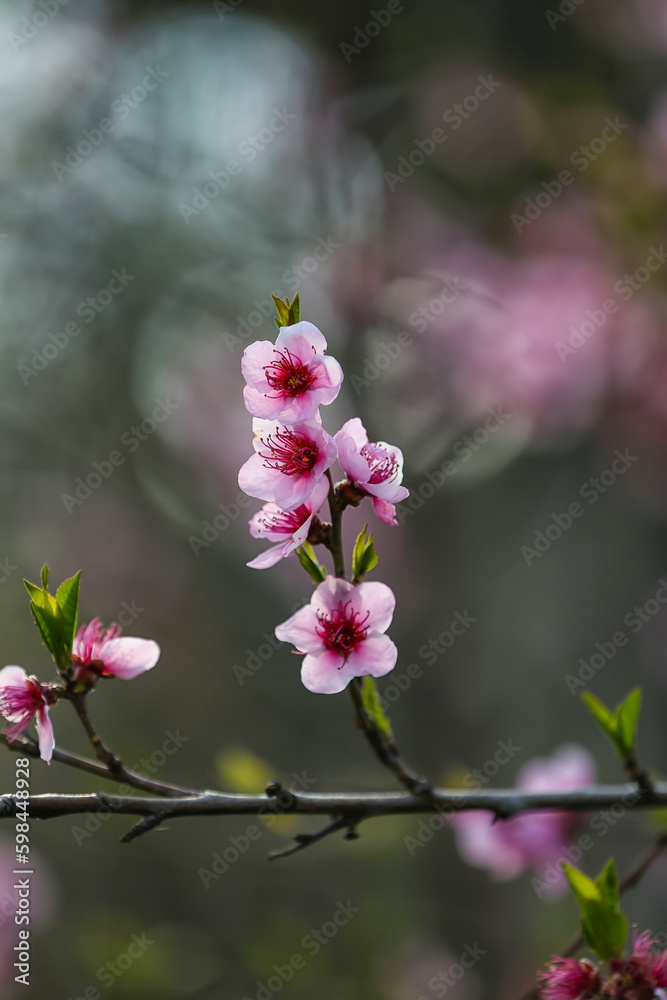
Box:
(617, 688), (642, 756)
(295, 543), (326, 585)
(40, 564), (49, 589)
(360, 676), (393, 740)
(563, 861), (627, 961)
(56, 571), (81, 661)
(272, 294), (290, 327)
(290, 293), (301, 324)
(352, 526), (379, 583)
(24, 578), (64, 665)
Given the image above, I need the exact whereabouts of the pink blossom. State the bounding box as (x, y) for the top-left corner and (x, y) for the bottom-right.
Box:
(540, 958), (601, 1000)
(247, 477), (329, 569)
(238, 417), (337, 511)
(72, 619), (160, 680)
(0, 666), (55, 763)
(334, 418), (409, 525)
(450, 745), (596, 890)
(242, 322), (343, 424)
(275, 576), (398, 693)
(608, 930), (667, 998)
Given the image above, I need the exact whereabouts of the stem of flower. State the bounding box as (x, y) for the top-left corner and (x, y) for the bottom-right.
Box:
(68, 693), (123, 774)
(325, 469), (346, 579)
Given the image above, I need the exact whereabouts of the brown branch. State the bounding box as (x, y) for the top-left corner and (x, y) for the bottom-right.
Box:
(2, 782), (667, 826)
(1, 733), (193, 798)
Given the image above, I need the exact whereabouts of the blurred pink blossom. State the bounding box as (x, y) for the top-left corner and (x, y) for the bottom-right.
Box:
(450, 744), (596, 892)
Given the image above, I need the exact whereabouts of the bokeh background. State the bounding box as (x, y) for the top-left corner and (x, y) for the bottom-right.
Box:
(2, 0), (667, 996)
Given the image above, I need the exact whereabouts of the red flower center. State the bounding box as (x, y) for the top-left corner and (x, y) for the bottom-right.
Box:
(362, 444), (399, 484)
(316, 601), (370, 664)
(264, 348), (316, 398)
(260, 429), (318, 477)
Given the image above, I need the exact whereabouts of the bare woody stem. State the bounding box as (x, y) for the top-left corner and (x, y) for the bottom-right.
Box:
(325, 469), (346, 578)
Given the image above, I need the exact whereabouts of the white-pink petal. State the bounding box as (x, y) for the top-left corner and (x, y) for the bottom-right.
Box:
(301, 650), (355, 694)
(346, 634), (397, 678)
(356, 582), (396, 633)
(100, 637), (160, 680)
(0, 665), (28, 689)
(274, 605), (323, 653)
(35, 707), (55, 764)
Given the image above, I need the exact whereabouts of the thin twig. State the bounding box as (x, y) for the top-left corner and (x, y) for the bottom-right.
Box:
(268, 816), (351, 860)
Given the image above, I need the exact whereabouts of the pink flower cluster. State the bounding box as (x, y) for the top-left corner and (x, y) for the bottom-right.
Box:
(449, 745), (596, 892)
(238, 318), (409, 694)
(541, 931), (667, 999)
(0, 619), (159, 763)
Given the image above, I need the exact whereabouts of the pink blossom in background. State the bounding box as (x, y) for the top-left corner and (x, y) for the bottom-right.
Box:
(450, 744), (596, 892)
(73, 619), (160, 681)
(242, 322), (343, 424)
(275, 576), (398, 693)
(247, 476), (329, 569)
(0, 666), (55, 763)
(335, 417), (409, 525)
(238, 417), (337, 511)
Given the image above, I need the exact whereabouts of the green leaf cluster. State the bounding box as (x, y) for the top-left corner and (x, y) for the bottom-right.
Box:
(582, 689), (642, 760)
(24, 564), (81, 673)
(352, 526), (378, 583)
(295, 543), (327, 584)
(563, 860), (628, 961)
(272, 294), (301, 329)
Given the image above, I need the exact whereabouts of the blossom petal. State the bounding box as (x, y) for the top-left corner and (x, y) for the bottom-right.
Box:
(100, 637), (160, 679)
(356, 582), (396, 633)
(334, 430), (371, 484)
(0, 665), (28, 690)
(338, 417), (368, 450)
(372, 497), (398, 525)
(311, 577), (362, 619)
(35, 707), (54, 764)
(275, 605), (323, 653)
(276, 321), (328, 356)
(243, 385), (285, 420)
(241, 340), (276, 389)
(247, 541), (291, 570)
(346, 634), (397, 679)
(301, 650), (356, 694)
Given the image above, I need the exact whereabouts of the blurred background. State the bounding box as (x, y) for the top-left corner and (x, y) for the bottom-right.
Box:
(2, 0), (667, 996)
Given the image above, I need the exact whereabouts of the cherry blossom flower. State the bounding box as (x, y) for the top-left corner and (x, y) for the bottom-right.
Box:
(540, 958), (602, 1000)
(72, 619), (160, 681)
(449, 745), (596, 891)
(247, 477), (329, 569)
(238, 417), (337, 511)
(334, 418), (409, 526)
(275, 576), (398, 693)
(0, 666), (55, 763)
(242, 322), (344, 424)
